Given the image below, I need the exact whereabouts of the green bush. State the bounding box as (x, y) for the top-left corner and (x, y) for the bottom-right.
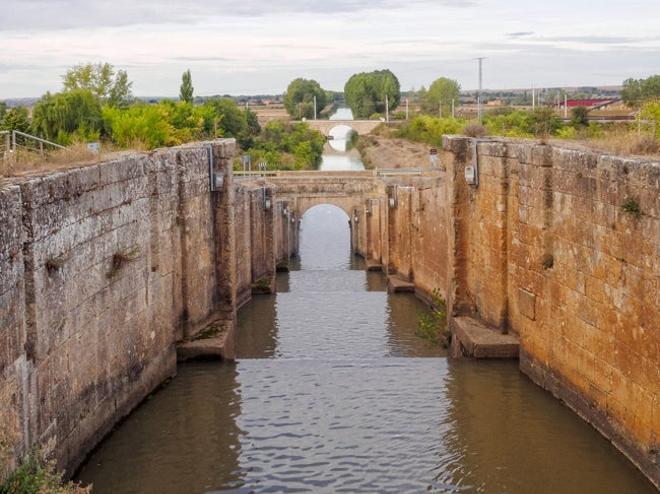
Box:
(396, 115), (464, 146)
(0, 450), (89, 494)
(102, 104), (173, 148)
(416, 288), (449, 347)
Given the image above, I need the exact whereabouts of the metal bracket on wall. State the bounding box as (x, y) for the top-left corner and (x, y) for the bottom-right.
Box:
(208, 145), (224, 192)
(465, 139), (480, 187)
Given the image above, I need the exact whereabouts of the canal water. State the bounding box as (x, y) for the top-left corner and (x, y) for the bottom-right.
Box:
(76, 206), (656, 493)
(320, 108), (365, 171)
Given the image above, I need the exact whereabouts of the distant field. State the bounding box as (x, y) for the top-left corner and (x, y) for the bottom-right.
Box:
(250, 104), (290, 125)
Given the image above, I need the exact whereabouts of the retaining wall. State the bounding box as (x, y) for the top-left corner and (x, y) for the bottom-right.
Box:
(0, 140), (242, 477)
(441, 137), (659, 486)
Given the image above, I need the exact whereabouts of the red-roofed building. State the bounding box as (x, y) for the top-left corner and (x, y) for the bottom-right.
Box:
(565, 98), (620, 109)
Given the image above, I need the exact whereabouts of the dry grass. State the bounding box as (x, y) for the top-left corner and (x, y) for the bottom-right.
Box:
(554, 131), (660, 161)
(0, 143), (116, 179)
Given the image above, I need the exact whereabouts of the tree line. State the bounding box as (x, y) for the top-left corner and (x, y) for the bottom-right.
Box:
(0, 64), (325, 170)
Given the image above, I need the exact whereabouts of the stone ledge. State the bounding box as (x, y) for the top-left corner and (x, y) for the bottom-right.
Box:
(450, 316), (519, 359)
(387, 274), (415, 293)
(177, 337), (226, 362)
(366, 259), (383, 271)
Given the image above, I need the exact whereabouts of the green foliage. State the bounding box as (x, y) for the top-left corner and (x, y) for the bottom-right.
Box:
(484, 109), (534, 137)
(483, 107), (563, 138)
(0, 107), (30, 133)
(556, 126), (577, 139)
(249, 121), (325, 170)
(179, 70), (194, 104)
(640, 100), (660, 137)
(396, 115), (463, 146)
(529, 107), (563, 137)
(420, 77), (460, 116)
(571, 106), (590, 127)
(102, 104), (173, 148)
(284, 78), (327, 119)
(0, 450), (89, 494)
(416, 289), (448, 347)
(0, 102), (6, 122)
(622, 75), (660, 107)
(621, 198), (642, 219)
(344, 69), (400, 118)
(62, 62), (133, 107)
(32, 90), (103, 144)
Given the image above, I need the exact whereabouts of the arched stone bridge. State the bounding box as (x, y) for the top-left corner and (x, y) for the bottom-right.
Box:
(234, 169), (429, 221)
(301, 119), (385, 136)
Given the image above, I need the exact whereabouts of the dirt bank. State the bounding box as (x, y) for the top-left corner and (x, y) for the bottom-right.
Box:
(356, 134), (432, 169)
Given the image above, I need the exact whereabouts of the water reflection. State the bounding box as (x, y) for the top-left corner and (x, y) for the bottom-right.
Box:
(76, 363), (243, 494)
(320, 107), (365, 171)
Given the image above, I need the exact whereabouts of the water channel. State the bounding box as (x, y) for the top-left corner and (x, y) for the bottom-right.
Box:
(319, 108), (366, 171)
(76, 204), (655, 493)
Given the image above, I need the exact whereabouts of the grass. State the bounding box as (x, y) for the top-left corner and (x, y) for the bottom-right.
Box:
(416, 288), (449, 347)
(1, 426), (89, 494)
(0, 143), (128, 179)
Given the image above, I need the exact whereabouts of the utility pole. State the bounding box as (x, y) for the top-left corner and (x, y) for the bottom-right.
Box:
(564, 94), (568, 119)
(475, 57), (486, 123)
(313, 95), (317, 120)
(385, 94), (389, 122)
(405, 97), (409, 120)
(532, 85), (536, 110)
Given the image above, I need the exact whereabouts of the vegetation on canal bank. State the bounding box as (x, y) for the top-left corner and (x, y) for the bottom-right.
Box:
(1, 428), (88, 494)
(416, 289), (449, 348)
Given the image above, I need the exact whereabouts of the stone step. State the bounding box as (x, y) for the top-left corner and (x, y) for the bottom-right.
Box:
(450, 316), (520, 359)
(177, 338), (225, 362)
(387, 275), (415, 293)
(366, 259), (383, 271)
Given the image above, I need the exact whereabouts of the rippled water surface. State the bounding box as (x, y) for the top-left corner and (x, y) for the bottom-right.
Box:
(77, 206), (656, 494)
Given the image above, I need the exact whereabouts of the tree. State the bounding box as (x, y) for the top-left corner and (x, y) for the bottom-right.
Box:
(344, 69), (401, 119)
(62, 62), (133, 106)
(571, 106), (589, 127)
(180, 70), (194, 104)
(283, 78), (327, 119)
(421, 77), (460, 116)
(0, 107), (31, 133)
(0, 101), (6, 122)
(31, 90), (103, 144)
(622, 75), (660, 107)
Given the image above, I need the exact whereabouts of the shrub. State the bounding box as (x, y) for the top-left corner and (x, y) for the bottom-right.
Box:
(463, 123), (487, 138)
(102, 105), (173, 149)
(571, 106), (590, 127)
(556, 126), (577, 139)
(416, 288), (449, 347)
(0, 450), (89, 494)
(396, 115), (463, 146)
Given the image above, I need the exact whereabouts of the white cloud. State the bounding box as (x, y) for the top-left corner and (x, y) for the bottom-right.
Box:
(0, 0), (658, 97)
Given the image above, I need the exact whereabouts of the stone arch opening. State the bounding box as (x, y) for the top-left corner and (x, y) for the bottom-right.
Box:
(298, 204), (353, 270)
(328, 125), (358, 152)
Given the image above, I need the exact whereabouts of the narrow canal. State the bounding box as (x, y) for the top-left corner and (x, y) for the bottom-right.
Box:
(76, 206), (655, 493)
(319, 107), (365, 171)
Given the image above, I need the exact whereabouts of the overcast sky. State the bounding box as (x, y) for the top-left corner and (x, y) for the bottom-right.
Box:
(1, 0), (659, 98)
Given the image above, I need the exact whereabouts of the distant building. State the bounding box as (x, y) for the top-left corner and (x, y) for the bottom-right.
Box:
(564, 98), (620, 109)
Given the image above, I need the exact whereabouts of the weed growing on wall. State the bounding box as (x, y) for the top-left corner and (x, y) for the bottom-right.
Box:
(416, 288), (449, 347)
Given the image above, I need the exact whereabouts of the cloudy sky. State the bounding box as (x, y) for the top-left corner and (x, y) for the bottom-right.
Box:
(1, 0), (659, 98)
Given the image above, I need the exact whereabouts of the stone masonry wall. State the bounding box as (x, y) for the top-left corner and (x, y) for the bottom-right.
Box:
(442, 136), (659, 486)
(0, 139), (237, 478)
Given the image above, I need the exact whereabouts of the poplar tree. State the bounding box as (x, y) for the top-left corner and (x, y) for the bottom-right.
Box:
(180, 70), (194, 104)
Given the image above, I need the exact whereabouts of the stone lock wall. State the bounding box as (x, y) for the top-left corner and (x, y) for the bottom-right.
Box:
(441, 136), (659, 486)
(0, 140), (246, 477)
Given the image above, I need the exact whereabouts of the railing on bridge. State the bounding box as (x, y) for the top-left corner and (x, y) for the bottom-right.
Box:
(233, 168), (428, 179)
(1, 130), (67, 175)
